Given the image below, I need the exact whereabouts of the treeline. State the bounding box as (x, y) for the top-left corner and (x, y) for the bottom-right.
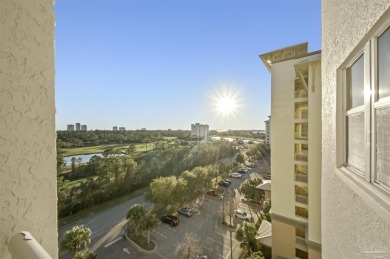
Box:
(58, 141), (236, 217)
(57, 130), (191, 148)
(210, 130), (264, 139)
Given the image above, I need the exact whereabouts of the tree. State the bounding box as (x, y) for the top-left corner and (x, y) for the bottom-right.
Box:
(60, 225), (92, 256)
(246, 251), (265, 259)
(74, 250), (97, 259)
(263, 198), (271, 221)
(239, 178), (264, 202)
(235, 222), (260, 256)
(71, 157), (77, 172)
(225, 199), (239, 226)
(175, 232), (203, 259)
(137, 214), (159, 245)
(146, 176), (186, 208)
(57, 139), (66, 173)
(236, 152), (245, 164)
(126, 204), (146, 234)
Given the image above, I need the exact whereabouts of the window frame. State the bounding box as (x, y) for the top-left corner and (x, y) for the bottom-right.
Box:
(340, 19), (390, 193)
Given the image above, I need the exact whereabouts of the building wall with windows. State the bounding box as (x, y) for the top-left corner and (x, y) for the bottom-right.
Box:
(264, 116), (271, 147)
(322, 2), (390, 258)
(191, 123), (209, 140)
(0, 0), (57, 258)
(260, 44), (322, 259)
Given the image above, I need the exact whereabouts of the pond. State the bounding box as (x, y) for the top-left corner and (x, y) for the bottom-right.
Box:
(63, 153), (103, 166)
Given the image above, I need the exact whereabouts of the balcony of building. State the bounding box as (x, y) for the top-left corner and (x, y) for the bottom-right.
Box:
(294, 78), (308, 99)
(294, 164), (308, 184)
(295, 102), (308, 121)
(295, 185), (308, 205)
(295, 144), (308, 162)
(295, 123), (308, 140)
(295, 206), (309, 219)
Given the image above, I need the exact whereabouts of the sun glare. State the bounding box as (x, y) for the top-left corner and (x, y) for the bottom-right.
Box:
(209, 87), (240, 118)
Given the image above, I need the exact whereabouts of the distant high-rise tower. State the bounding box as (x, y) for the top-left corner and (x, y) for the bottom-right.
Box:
(81, 125), (87, 131)
(67, 124), (75, 131)
(119, 127), (126, 131)
(75, 123), (81, 131)
(191, 123), (209, 140)
(113, 126), (118, 131)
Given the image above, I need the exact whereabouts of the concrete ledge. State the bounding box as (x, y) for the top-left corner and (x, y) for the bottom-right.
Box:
(124, 233), (158, 254)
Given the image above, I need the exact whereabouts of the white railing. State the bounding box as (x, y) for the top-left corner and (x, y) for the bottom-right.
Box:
(295, 110), (308, 119)
(296, 236), (308, 248)
(294, 89), (308, 98)
(295, 194), (308, 205)
(8, 231), (52, 259)
(295, 132), (308, 140)
(295, 173), (308, 183)
(295, 153), (308, 162)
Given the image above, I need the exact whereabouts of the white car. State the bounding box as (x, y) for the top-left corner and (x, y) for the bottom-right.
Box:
(231, 173), (242, 178)
(234, 209), (252, 220)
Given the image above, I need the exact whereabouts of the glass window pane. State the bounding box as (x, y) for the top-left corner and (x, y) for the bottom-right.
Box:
(376, 106), (390, 188)
(347, 113), (365, 172)
(347, 55), (365, 109)
(378, 27), (390, 100)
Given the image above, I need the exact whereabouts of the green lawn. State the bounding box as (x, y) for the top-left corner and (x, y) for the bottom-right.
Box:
(58, 187), (148, 228)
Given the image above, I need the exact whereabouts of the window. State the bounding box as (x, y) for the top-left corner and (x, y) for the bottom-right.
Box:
(342, 22), (390, 192)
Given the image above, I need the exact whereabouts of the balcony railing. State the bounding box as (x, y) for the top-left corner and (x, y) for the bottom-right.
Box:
(295, 194), (308, 205)
(296, 236), (308, 248)
(294, 89), (308, 98)
(295, 110), (308, 120)
(295, 207), (308, 219)
(295, 173), (308, 183)
(295, 132), (308, 140)
(295, 152), (308, 162)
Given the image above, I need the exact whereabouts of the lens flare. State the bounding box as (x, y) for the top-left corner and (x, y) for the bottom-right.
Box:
(209, 86), (241, 118)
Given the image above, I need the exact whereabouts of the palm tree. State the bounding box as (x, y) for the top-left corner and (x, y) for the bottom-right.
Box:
(235, 222), (260, 256)
(60, 225), (92, 256)
(175, 232), (203, 259)
(137, 214), (159, 245)
(126, 204), (146, 234)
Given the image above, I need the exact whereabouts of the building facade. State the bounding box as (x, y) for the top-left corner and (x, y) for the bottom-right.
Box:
(67, 124), (75, 131)
(322, 2), (390, 258)
(75, 122), (81, 131)
(1, 0), (58, 257)
(81, 125), (87, 131)
(191, 123), (209, 140)
(264, 116), (271, 147)
(260, 43), (322, 259)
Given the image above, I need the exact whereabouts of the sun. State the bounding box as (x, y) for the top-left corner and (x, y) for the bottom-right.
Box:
(209, 87), (240, 118)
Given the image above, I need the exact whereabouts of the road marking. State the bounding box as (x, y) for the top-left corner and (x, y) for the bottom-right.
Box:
(123, 248), (130, 254)
(201, 245), (223, 258)
(215, 231), (233, 240)
(153, 230), (167, 239)
(161, 224), (177, 232)
(104, 236), (123, 248)
(208, 237), (231, 249)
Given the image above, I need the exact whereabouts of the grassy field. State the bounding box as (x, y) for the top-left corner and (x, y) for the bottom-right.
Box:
(62, 137), (177, 156)
(58, 187), (148, 228)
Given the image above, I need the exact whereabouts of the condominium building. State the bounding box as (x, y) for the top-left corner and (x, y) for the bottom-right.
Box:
(119, 127), (126, 131)
(264, 116), (271, 148)
(81, 125), (87, 131)
(260, 43), (322, 259)
(322, 2), (390, 258)
(113, 126), (118, 131)
(67, 124), (75, 131)
(75, 122), (81, 131)
(191, 123), (209, 140)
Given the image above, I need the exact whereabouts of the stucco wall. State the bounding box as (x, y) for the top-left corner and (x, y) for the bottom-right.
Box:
(0, 0), (57, 258)
(322, 1), (390, 258)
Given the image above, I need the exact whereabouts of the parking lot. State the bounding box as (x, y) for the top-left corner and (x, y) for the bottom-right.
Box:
(95, 159), (268, 259)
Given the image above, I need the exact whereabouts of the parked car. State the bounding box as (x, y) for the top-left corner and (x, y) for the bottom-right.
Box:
(178, 207), (193, 217)
(244, 167), (252, 171)
(231, 173), (242, 178)
(218, 180), (230, 187)
(160, 215), (179, 226)
(238, 168), (247, 174)
(206, 189), (219, 197)
(224, 179), (232, 184)
(234, 209), (252, 220)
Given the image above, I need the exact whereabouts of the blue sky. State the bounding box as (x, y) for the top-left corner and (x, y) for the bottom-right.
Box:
(55, 0), (321, 131)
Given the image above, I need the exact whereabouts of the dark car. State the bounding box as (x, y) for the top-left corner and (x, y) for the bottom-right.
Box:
(178, 207), (193, 217)
(238, 168), (247, 174)
(218, 180), (230, 187)
(224, 179), (232, 184)
(160, 215), (179, 226)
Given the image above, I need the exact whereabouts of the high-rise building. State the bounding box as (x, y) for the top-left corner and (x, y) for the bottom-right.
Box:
(119, 127), (126, 131)
(321, 2), (390, 258)
(191, 123), (209, 140)
(260, 43), (322, 259)
(67, 124), (74, 131)
(75, 123), (81, 131)
(81, 125), (87, 131)
(113, 126), (118, 131)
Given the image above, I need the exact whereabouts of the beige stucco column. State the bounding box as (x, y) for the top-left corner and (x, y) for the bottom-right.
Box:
(0, 0), (57, 258)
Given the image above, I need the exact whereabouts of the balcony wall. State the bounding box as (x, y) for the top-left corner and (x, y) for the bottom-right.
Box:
(0, 1), (57, 258)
